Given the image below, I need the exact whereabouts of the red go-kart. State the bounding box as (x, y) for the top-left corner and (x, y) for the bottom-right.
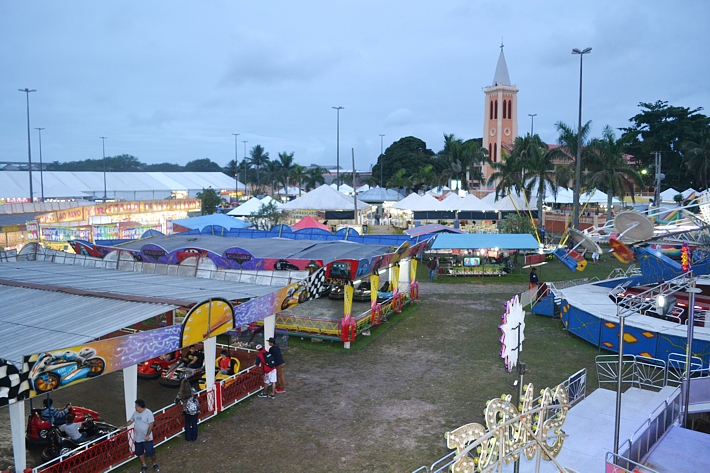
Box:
(27, 405), (100, 444)
(137, 351), (181, 380)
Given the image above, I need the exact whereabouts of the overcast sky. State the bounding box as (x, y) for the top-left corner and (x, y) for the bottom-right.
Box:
(2, 1), (709, 172)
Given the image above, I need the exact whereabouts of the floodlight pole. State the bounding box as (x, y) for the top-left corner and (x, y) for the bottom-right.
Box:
(19, 88), (36, 202)
(379, 134), (385, 187)
(571, 47), (591, 229)
(333, 106), (344, 190)
(232, 133), (240, 202)
(352, 148), (358, 225)
(243, 140), (248, 197)
(35, 127), (45, 202)
(100, 136), (108, 201)
(513, 324), (525, 473)
(684, 281), (700, 427)
(613, 297), (626, 455)
(528, 114), (537, 137)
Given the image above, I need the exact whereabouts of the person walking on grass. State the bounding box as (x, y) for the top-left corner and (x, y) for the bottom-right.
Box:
(427, 256), (439, 282)
(268, 337), (286, 393)
(254, 344), (276, 399)
(121, 399), (159, 472)
(175, 379), (199, 442)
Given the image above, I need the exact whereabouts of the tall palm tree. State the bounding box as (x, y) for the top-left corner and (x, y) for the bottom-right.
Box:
(411, 164), (437, 193)
(438, 134), (466, 192)
(264, 160), (281, 196)
(683, 128), (710, 190)
(487, 151), (524, 200)
(249, 145), (270, 189)
(290, 164), (307, 196)
(462, 140), (489, 190)
(304, 166), (326, 191)
(387, 168), (411, 197)
(515, 135), (556, 221)
(341, 172), (360, 187)
(277, 151), (296, 190)
(587, 126), (643, 221)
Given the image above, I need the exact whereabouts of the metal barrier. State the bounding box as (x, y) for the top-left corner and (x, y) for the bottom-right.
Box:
(596, 355), (667, 391)
(605, 451), (660, 473)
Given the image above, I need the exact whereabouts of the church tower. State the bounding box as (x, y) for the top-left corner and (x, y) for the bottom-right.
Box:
(481, 44), (518, 188)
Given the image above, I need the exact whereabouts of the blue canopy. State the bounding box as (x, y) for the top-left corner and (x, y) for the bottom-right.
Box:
(172, 214), (251, 231)
(431, 233), (540, 250)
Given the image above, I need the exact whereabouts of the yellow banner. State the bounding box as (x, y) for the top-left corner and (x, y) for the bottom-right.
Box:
(410, 259), (418, 283)
(36, 199), (203, 224)
(344, 284), (354, 319)
(392, 265), (400, 292)
(181, 298), (234, 347)
(370, 274), (379, 307)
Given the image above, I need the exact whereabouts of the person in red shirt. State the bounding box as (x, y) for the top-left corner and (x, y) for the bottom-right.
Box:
(254, 344), (276, 399)
(218, 350), (231, 374)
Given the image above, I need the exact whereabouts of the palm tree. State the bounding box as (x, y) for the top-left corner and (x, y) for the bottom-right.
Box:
(290, 164), (307, 196)
(587, 126), (643, 221)
(487, 151), (524, 200)
(683, 128), (710, 190)
(264, 160), (281, 196)
(462, 140), (489, 190)
(304, 166), (326, 191)
(438, 134), (466, 192)
(548, 121), (593, 219)
(515, 135), (556, 221)
(387, 168), (411, 197)
(277, 151), (296, 191)
(411, 164), (437, 193)
(341, 172), (360, 187)
(249, 145), (270, 189)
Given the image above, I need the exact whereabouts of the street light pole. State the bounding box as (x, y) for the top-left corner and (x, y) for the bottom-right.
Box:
(19, 88), (37, 202)
(528, 114), (537, 137)
(232, 133), (240, 202)
(35, 127), (45, 202)
(379, 134), (385, 187)
(243, 140), (249, 197)
(571, 47), (591, 229)
(333, 106), (344, 190)
(100, 136), (108, 201)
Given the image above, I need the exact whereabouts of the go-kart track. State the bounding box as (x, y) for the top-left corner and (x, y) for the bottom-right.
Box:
(0, 234), (427, 473)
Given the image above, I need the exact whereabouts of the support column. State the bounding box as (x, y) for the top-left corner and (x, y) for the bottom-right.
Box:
(263, 314), (276, 345)
(399, 259), (410, 293)
(123, 364), (138, 421)
(204, 336), (217, 391)
(10, 401), (26, 473)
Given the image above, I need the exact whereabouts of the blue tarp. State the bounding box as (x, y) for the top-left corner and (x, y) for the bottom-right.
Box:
(431, 233), (540, 250)
(172, 214), (251, 231)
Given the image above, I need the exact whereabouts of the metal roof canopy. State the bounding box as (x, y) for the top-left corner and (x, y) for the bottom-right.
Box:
(0, 261), (281, 366)
(431, 233), (541, 250)
(114, 234), (392, 263)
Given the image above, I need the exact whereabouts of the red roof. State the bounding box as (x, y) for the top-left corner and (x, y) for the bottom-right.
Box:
(291, 215), (330, 231)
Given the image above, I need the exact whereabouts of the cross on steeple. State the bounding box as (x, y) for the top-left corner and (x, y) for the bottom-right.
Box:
(500, 38), (504, 52)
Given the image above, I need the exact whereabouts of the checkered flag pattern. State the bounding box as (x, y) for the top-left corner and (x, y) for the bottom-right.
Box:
(304, 267), (326, 301)
(0, 358), (30, 406)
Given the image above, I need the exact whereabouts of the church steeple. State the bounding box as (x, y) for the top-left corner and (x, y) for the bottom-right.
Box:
(492, 42), (511, 86)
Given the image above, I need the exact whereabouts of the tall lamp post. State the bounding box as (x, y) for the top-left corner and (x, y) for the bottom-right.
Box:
(332, 106), (344, 190)
(528, 114), (537, 137)
(232, 133), (240, 202)
(19, 88), (36, 202)
(379, 134), (385, 187)
(242, 140), (249, 197)
(571, 47), (591, 229)
(35, 127), (45, 202)
(100, 136), (108, 201)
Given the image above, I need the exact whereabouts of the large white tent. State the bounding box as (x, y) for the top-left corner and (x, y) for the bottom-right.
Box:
(400, 194), (442, 211)
(457, 194), (496, 212)
(579, 189), (622, 204)
(660, 188), (681, 202)
(330, 183), (355, 195)
(390, 193), (421, 210)
(226, 197), (268, 216)
(482, 191), (534, 212)
(281, 184), (370, 210)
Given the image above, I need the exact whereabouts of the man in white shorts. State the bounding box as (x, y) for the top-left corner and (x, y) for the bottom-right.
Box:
(254, 344), (276, 399)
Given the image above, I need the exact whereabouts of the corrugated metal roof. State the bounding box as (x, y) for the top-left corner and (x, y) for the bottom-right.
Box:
(0, 285), (175, 366)
(431, 233), (541, 250)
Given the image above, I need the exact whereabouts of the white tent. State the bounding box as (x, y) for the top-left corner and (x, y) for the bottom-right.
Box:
(276, 186), (301, 196)
(356, 184), (370, 193)
(457, 194), (497, 212)
(426, 186), (451, 196)
(330, 183), (355, 195)
(260, 195), (282, 207)
(281, 184), (370, 210)
(660, 188), (680, 202)
(483, 192), (534, 212)
(438, 193), (463, 211)
(390, 193), (422, 210)
(579, 189), (622, 204)
(682, 188), (698, 199)
(401, 194), (442, 211)
(227, 197), (269, 216)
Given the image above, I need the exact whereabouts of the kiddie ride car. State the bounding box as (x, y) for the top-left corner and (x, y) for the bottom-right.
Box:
(159, 361), (205, 387)
(41, 414), (118, 462)
(137, 351), (181, 380)
(198, 357), (241, 391)
(27, 404), (99, 444)
(29, 349), (106, 394)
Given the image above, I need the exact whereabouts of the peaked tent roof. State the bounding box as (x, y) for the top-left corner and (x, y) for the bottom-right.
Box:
(277, 186), (301, 196)
(580, 190), (622, 204)
(171, 213), (250, 231)
(227, 197), (267, 216)
(660, 188), (681, 202)
(404, 223), (464, 238)
(391, 192), (421, 210)
(682, 188), (698, 199)
(458, 194), (497, 212)
(485, 192), (534, 212)
(357, 187), (404, 203)
(439, 193), (464, 210)
(356, 184), (371, 193)
(405, 194), (444, 211)
(260, 195), (282, 206)
(330, 183), (355, 194)
(492, 47), (511, 86)
(291, 215), (330, 231)
(280, 184), (370, 211)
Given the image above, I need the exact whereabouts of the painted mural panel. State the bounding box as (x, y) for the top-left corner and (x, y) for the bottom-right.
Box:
(561, 302), (602, 346)
(181, 298), (234, 347)
(599, 321), (657, 358)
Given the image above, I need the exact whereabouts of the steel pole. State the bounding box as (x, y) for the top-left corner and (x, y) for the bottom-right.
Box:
(613, 300), (625, 454)
(684, 282), (700, 427)
(571, 48), (591, 229)
(379, 134), (385, 187)
(333, 106), (344, 190)
(100, 137), (108, 200)
(19, 89), (36, 202)
(243, 141), (248, 197)
(35, 127), (45, 202)
(232, 133), (240, 202)
(528, 113), (536, 137)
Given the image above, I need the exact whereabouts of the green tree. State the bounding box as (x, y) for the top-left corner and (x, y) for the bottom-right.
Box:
(682, 127), (710, 190)
(249, 145), (270, 188)
(341, 171), (360, 187)
(276, 151), (296, 190)
(47, 154), (144, 172)
(264, 160), (281, 196)
(245, 201), (287, 230)
(386, 168), (411, 196)
(587, 126), (644, 221)
(621, 101), (710, 190)
(411, 164), (437, 193)
(373, 136), (435, 186)
(196, 188), (223, 215)
(514, 135), (556, 221)
(304, 166), (326, 191)
(184, 158), (223, 172)
(499, 213), (535, 235)
(144, 162), (184, 172)
(290, 164), (308, 196)
(487, 151), (524, 200)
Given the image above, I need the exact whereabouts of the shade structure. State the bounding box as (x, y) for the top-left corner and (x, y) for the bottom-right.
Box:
(431, 233), (541, 250)
(356, 184), (371, 193)
(171, 214), (250, 231)
(457, 194), (496, 212)
(330, 183), (355, 194)
(357, 187), (404, 203)
(227, 197), (269, 216)
(660, 188), (681, 202)
(579, 189), (622, 204)
(404, 194), (443, 211)
(438, 193), (463, 210)
(280, 184), (370, 211)
(682, 188), (698, 199)
(291, 215), (330, 231)
(277, 186), (301, 196)
(483, 192), (534, 212)
(260, 195), (282, 207)
(390, 193), (421, 210)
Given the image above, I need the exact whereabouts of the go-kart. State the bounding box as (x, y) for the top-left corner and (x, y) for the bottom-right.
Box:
(198, 357), (241, 391)
(27, 404), (99, 444)
(159, 362), (205, 387)
(29, 350), (106, 394)
(137, 351), (181, 379)
(41, 414), (117, 461)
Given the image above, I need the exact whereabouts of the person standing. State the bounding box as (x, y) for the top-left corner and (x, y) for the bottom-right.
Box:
(175, 379), (199, 442)
(426, 256), (439, 282)
(268, 337), (286, 394)
(121, 399), (160, 472)
(592, 251), (599, 264)
(529, 267), (539, 288)
(254, 344), (276, 399)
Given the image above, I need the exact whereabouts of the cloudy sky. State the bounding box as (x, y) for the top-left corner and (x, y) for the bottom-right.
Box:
(2, 1), (709, 172)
